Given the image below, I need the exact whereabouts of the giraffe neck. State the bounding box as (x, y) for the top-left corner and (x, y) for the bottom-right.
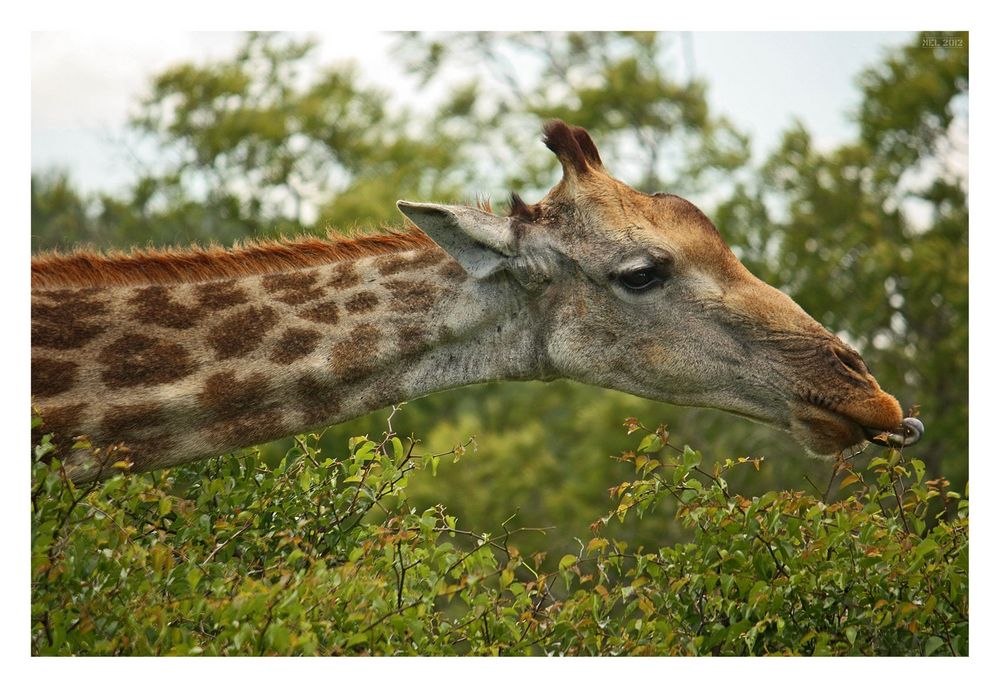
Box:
(31, 242), (549, 480)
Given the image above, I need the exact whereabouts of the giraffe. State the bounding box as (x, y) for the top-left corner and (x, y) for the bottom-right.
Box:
(31, 120), (921, 482)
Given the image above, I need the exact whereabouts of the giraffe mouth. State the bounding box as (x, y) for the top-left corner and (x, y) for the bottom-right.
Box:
(789, 395), (916, 456)
(864, 417), (924, 448)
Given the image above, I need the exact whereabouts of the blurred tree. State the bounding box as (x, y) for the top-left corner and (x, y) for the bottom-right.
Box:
(32, 32), (467, 252)
(392, 31), (751, 199)
(32, 172), (93, 251)
(145, 32), (476, 234)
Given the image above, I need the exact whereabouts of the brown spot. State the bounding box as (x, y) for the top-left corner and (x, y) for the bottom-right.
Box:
(262, 270), (325, 306)
(32, 358), (79, 398)
(270, 327), (322, 365)
(262, 271), (316, 292)
(195, 280), (249, 311)
(100, 402), (166, 439)
(438, 260), (468, 283)
(36, 288), (98, 300)
(34, 403), (86, 439)
(197, 370), (283, 457)
(411, 249), (446, 269)
(205, 411), (283, 450)
(298, 300), (340, 325)
(277, 287), (318, 305)
(74, 401), (174, 469)
(32, 402), (87, 453)
(373, 254), (409, 277)
(374, 249), (444, 276)
(397, 324), (429, 357)
(32, 289), (107, 350)
(98, 334), (197, 389)
(296, 373), (342, 427)
(207, 305), (279, 360)
(327, 263), (361, 290)
(331, 324), (382, 384)
(384, 279), (440, 311)
(129, 285), (202, 329)
(359, 381), (405, 415)
(198, 370), (272, 421)
(345, 291), (379, 314)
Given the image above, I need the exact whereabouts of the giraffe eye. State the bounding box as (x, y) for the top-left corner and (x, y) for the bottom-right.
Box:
(618, 266), (667, 292)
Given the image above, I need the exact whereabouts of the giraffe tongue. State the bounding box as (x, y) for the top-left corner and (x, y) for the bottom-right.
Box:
(865, 417), (924, 448)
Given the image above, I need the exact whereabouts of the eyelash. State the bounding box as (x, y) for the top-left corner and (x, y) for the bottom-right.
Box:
(617, 265), (669, 292)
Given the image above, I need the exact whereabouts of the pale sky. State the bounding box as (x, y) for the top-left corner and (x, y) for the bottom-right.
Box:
(31, 31), (915, 196)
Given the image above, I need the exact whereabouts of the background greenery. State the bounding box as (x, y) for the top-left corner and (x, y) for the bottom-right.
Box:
(31, 32), (968, 654)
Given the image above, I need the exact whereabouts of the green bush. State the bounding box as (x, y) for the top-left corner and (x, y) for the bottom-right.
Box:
(31, 411), (967, 656)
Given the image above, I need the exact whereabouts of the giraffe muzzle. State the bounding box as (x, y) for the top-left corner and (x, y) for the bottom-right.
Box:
(865, 417), (924, 448)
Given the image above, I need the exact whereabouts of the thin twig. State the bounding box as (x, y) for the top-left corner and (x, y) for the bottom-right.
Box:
(201, 521), (253, 567)
(823, 459), (843, 502)
(803, 473), (824, 499)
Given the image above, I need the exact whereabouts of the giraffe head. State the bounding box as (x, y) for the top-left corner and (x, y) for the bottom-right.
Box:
(398, 120), (916, 456)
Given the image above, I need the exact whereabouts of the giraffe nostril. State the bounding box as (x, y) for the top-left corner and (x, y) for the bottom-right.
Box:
(833, 347), (869, 377)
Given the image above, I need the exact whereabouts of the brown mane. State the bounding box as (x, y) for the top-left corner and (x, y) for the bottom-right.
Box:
(31, 227), (438, 290)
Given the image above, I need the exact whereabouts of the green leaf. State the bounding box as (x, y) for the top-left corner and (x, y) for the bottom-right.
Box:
(924, 635), (946, 655)
(682, 445), (702, 469)
(637, 433), (663, 454)
(912, 538), (937, 561)
(587, 537), (608, 553)
(354, 441), (376, 463)
(747, 580), (768, 604)
(559, 554), (578, 571)
(391, 437), (405, 461)
(757, 492), (777, 509)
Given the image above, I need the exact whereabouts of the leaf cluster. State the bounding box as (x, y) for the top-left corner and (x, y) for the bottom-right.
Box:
(32, 413), (967, 656)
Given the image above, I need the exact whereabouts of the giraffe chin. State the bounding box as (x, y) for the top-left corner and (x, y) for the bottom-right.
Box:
(789, 405), (868, 456)
(789, 403), (901, 456)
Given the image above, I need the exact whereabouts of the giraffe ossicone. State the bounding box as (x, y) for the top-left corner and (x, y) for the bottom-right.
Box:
(31, 120), (917, 482)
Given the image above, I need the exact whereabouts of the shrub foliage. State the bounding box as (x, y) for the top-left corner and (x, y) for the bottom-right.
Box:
(31, 411), (967, 656)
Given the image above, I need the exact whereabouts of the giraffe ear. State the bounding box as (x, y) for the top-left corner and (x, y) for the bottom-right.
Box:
(396, 201), (517, 280)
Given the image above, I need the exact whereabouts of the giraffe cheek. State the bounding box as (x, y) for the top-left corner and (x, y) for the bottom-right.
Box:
(637, 340), (671, 371)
